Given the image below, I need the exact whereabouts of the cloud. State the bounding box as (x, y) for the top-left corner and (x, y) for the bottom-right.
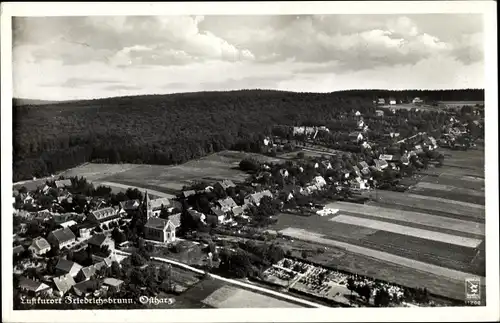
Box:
(12, 14), (484, 100)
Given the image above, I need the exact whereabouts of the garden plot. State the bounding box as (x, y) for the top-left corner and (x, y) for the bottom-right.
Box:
(325, 202), (484, 236)
(330, 215), (482, 248)
(202, 285), (300, 308)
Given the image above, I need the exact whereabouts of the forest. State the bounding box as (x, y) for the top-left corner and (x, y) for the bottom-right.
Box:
(13, 89), (483, 182)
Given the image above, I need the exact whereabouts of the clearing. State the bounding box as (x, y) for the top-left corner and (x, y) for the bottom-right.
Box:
(202, 285), (301, 308)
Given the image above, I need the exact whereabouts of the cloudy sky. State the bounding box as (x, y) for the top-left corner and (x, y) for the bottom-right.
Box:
(13, 14), (484, 100)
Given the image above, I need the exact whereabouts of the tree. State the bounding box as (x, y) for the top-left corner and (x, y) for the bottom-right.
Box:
(239, 158), (260, 173)
(297, 151), (305, 159)
(301, 250), (308, 259)
(374, 288), (391, 307)
(357, 284), (372, 302)
(130, 252), (146, 267)
(347, 278), (356, 296)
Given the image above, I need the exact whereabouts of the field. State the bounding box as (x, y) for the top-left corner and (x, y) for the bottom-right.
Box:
(13, 150), (281, 195)
(272, 144), (486, 303)
(201, 285), (300, 308)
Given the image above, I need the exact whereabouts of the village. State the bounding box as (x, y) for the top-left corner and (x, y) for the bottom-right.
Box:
(12, 101), (484, 309)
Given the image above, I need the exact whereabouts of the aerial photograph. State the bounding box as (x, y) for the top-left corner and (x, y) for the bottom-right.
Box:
(9, 12), (488, 311)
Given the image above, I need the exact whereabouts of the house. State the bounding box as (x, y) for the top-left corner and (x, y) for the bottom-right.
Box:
(358, 161), (369, 170)
(412, 97), (424, 104)
(55, 259), (82, 277)
(18, 277), (53, 296)
(87, 207), (121, 226)
(55, 179), (72, 189)
(103, 278), (124, 293)
(321, 161), (332, 169)
(311, 176), (327, 189)
(73, 279), (100, 297)
(144, 217), (177, 243)
(216, 197), (238, 213)
(214, 180), (236, 192)
(244, 190), (273, 206)
(379, 154), (396, 162)
(400, 155), (410, 166)
(351, 177), (368, 190)
(232, 206), (245, 218)
(374, 159), (389, 170)
(428, 136), (438, 148)
(87, 233), (115, 252)
(341, 169), (351, 179)
(351, 166), (362, 178)
(211, 207), (229, 224)
(362, 142), (371, 149)
(13, 245), (25, 256)
(47, 227), (76, 249)
(181, 190), (196, 199)
(375, 110), (384, 117)
(354, 111), (361, 117)
(76, 261), (107, 282)
(349, 132), (364, 142)
(28, 237), (51, 255)
(147, 196), (172, 218)
(53, 274), (76, 297)
(59, 220), (77, 229)
(389, 98), (397, 105)
(377, 98), (386, 105)
(357, 119), (364, 129)
(119, 199), (140, 213)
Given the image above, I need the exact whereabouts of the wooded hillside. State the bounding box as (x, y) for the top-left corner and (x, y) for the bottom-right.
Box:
(12, 89), (483, 182)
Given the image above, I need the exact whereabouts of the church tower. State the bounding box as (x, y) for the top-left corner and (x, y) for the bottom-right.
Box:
(143, 191), (153, 220)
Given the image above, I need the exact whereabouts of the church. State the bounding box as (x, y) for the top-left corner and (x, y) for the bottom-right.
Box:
(142, 191), (181, 243)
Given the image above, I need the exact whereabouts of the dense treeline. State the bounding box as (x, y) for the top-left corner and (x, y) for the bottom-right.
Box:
(12, 89), (482, 182)
(336, 89), (484, 102)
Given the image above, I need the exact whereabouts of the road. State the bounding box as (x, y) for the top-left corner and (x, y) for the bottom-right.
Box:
(149, 256), (327, 308)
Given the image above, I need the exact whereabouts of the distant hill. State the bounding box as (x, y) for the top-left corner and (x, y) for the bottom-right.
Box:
(13, 98), (67, 106)
(12, 88), (483, 182)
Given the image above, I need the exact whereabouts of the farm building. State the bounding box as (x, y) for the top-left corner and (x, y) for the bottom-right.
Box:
(28, 237), (51, 255)
(47, 227), (76, 249)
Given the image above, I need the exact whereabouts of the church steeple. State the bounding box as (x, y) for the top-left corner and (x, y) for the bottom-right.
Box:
(143, 190), (152, 219)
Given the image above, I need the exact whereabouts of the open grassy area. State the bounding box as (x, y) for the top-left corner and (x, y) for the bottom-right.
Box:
(202, 285), (301, 308)
(98, 150), (281, 193)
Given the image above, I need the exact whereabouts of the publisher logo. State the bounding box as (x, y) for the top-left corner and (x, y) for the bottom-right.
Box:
(465, 278), (481, 301)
